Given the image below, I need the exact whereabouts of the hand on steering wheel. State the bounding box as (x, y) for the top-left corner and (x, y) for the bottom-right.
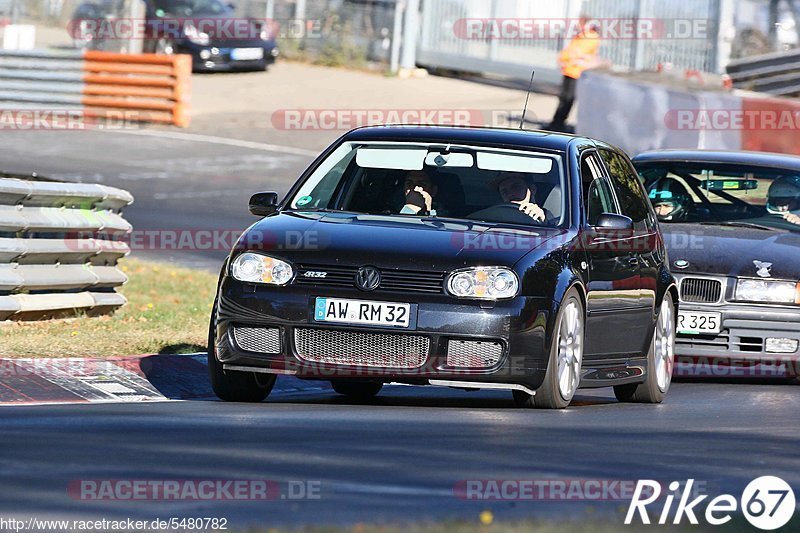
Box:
(511, 200), (546, 222)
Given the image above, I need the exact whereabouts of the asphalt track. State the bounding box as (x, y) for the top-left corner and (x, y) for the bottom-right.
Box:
(0, 128), (318, 270)
(0, 381), (799, 528)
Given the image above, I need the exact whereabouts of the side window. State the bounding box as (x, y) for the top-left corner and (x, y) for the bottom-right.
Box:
(600, 149), (651, 231)
(581, 153), (616, 226)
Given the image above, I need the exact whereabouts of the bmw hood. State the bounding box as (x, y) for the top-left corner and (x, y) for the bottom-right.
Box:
(662, 222), (800, 281)
(235, 211), (570, 271)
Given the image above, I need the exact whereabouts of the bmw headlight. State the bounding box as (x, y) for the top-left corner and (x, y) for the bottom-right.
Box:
(735, 279), (800, 305)
(447, 267), (519, 300)
(231, 253), (294, 285)
(184, 22), (210, 45)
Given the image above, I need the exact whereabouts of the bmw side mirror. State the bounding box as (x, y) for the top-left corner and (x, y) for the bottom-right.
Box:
(249, 192), (279, 217)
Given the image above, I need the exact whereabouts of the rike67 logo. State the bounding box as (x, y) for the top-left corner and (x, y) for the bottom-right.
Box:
(626, 476), (795, 530)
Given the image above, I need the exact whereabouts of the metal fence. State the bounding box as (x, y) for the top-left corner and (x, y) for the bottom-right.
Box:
(417, 0), (723, 83)
(0, 173), (133, 321)
(243, 0), (401, 67)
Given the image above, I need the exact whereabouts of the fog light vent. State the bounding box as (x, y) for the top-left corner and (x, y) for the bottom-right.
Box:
(446, 340), (503, 368)
(233, 326), (281, 354)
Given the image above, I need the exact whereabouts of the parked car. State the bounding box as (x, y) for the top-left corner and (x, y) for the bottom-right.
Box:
(70, 0), (279, 71)
(144, 0), (279, 71)
(633, 150), (800, 368)
(209, 126), (677, 409)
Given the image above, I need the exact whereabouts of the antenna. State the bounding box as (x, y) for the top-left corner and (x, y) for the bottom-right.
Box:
(519, 69), (536, 130)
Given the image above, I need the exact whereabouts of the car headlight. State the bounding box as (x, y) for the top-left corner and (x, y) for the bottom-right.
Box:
(184, 22), (210, 45)
(735, 279), (800, 305)
(231, 253), (294, 285)
(447, 267), (519, 300)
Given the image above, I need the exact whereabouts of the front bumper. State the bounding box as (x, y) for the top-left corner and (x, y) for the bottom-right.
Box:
(176, 41), (279, 71)
(676, 301), (800, 363)
(214, 277), (554, 389)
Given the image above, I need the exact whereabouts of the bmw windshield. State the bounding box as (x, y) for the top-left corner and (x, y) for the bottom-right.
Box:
(286, 142), (566, 228)
(636, 162), (800, 232)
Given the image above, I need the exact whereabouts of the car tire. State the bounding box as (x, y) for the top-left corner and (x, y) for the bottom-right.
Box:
(614, 293), (676, 404)
(207, 309), (275, 403)
(331, 380), (383, 399)
(513, 288), (584, 409)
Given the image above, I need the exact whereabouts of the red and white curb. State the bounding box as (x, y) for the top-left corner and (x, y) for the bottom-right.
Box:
(0, 354), (330, 406)
(0, 354), (211, 405)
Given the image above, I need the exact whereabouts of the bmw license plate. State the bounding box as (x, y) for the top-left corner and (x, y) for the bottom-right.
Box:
(677, 311), (722, 335)
(314, 297), (410, 328)
(231, 47), (264, 61)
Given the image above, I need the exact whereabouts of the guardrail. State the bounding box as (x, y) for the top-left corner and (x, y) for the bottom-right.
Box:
(0, 173), (134, 321)
(726, 49), (800, 97)
(0, 49), (191, 127)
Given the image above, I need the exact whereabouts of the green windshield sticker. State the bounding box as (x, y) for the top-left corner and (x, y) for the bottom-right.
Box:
(297, 195), (313, 206)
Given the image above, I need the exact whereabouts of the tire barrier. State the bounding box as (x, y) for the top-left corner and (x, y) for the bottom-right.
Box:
(576, 70), (800, 156)
(0, 173), (134, 321)
(0, 49), (191, 127)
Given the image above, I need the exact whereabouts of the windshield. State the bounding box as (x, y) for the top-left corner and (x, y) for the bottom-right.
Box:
(286, 142), (566, 228)
(635, 162), (800, 232)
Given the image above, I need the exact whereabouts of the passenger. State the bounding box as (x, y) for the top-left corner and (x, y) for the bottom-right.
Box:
(400, 169), (443, 216)
(490, 172), (551, 223)
(767, 176), (800, 226)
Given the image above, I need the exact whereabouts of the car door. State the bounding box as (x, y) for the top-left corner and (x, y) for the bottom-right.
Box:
(580, 151), (647, 359)
(598, 148), (658, 356)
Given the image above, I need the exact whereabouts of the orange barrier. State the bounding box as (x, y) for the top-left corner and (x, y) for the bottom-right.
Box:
(81, 51), (191, 127)
(740, 95), (800, 155)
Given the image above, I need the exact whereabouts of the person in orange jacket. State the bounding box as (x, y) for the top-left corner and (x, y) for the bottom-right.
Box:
(547, 15), (605, 132)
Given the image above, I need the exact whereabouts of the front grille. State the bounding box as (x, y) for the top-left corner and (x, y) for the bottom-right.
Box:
(294, 328), (429, 368)
(295, 264), (445, 294)
(680, 277), (722, 303)
(233, 326), (281, 354)
(446, 340), (503, 368)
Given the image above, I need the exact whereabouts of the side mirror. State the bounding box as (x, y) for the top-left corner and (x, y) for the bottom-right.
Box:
(249, 192), (279, 217)
(593, 213), (634, 238)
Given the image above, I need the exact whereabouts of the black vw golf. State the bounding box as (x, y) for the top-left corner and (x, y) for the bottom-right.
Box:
(210, 126), (677, 409)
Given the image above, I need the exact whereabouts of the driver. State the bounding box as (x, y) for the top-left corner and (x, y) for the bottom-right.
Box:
(400, 169), (442, 216)
(489, 172), (550, 223)
(767, 176), (800, 226)
(648, 178), (692, 222)
(649, 189), (692, 222)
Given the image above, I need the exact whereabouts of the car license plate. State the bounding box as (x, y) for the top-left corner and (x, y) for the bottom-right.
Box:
(314, 297), (410, 328)
(231, 48), (264, 61)
(677, 311), (722, 335)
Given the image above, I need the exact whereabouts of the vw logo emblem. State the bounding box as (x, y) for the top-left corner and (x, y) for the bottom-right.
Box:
(355, 266), (381, 291)
(674, 259), (690, 270)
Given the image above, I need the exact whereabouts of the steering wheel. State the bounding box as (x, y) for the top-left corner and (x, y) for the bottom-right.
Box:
(467, 203), (545, 225)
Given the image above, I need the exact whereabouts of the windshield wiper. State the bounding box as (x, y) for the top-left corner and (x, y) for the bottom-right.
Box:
(699, 221), (775, 231)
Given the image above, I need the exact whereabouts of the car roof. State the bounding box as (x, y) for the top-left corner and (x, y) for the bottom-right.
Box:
(632, 149), (800, 172)
(340, 125), (583, 152)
